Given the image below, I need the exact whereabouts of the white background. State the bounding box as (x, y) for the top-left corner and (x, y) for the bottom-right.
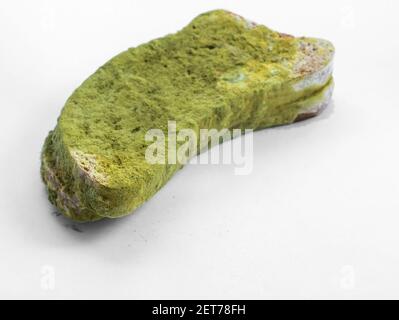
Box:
(1, 0), (398, 299)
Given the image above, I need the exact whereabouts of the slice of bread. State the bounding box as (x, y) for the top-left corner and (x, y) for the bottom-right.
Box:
(41, 10), (335, 222)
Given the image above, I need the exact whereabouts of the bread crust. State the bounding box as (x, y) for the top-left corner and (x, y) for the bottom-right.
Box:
(41, 10), (335, 221)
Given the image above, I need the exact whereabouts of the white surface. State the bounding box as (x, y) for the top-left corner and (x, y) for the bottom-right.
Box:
(1, 0), (399, 300)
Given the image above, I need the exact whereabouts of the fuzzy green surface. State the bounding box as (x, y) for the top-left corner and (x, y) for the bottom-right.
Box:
(41, 10), (334, 221)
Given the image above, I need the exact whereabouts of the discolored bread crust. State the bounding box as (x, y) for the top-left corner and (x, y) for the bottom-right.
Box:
(41, 10), (335, 222)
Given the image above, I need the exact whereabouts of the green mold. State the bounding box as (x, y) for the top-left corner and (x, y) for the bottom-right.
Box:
(41, 10), (335, 222)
